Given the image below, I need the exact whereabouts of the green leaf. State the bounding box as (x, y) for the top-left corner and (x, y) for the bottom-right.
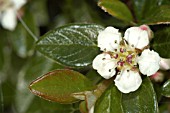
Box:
(36, 24), (103, 68)
(152, 27), (170, 58)
(132, 0), (170, 24)
(95, 77), (158, 113)
(141, 5), (170, 25)
(94, 84), (123, 113)
(122, 77), (158, 113)
(86, 70), (102, 85)
(29, 69), (94, 104)
(25, 97), (79, 113)
(162, 79), (170, 97)
(98, 0), (133, 23)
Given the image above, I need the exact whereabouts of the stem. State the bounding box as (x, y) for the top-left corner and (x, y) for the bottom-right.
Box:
(17, 13), (38, 41)
(129, 21), (137, 26)
(94, 78), (114, 98)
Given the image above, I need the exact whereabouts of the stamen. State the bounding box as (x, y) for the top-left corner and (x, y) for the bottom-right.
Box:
(114, 40), (117, 43)
(102, 58), (106, 60)
(117, 61), (125, 66)
(123, 40), (128, 46)
(120, 48), (124, 53)
(127, 54), (132, 59)
(114, 54), (118, 59)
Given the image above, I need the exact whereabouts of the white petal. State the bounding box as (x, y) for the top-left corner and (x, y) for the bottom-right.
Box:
(92, 53), (117, 79)
(124, 26), (149, 49)
(98, 27), (122, 52)
(138, 49), (161, 76)
(12, 0), (27, 10)
(1, 8), (17, 31)
(114, 69), (142, 93)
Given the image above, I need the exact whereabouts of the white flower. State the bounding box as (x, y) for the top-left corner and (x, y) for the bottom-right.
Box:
(114, 69), (142, 93)
(98, 27), (122, 52)
(138, 49), (161, 76)
(124, 26), (149, 50)
(92, 53), (117, 79)
(0, 0), (26, 30)
(93, 25), (161, 93)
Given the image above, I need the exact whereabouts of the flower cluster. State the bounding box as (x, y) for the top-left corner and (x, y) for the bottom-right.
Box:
(92, 25), (161, 93)
(0, 0), (26, 30)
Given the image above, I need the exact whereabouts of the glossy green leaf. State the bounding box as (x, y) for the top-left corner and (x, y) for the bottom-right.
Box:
(29, 69), (94, 104)
(122, 77), (158, 113)
(94, 84), (123, 113)
(162, 79), (170, 97)
(152, 27), (170, 58)
(36, 24), (103, 68)
(98, 0), (133, 23)
(95, 77), (158, 113)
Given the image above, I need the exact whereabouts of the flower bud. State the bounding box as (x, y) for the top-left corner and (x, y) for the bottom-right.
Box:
(159, 58), (170, 70)
(150, 71), (164, 82)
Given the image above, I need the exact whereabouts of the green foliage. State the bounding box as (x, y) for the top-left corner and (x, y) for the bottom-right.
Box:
(162, 79), (170, 97)
(29, 69), (94, 104)
(141, 6), (170, 25)
(133, 0), (170, 25)
(98, 0), (133, 23)
(8, 9), (39, 58)
(152, 27), (170, 58)
(15, 54), (55, 113)
(1, 0), (170, 113)
(36, 24), (103, 68)
(94, 84), (123, 113)
(122, 77), (158, 113)
(95, 77), (158, 113)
